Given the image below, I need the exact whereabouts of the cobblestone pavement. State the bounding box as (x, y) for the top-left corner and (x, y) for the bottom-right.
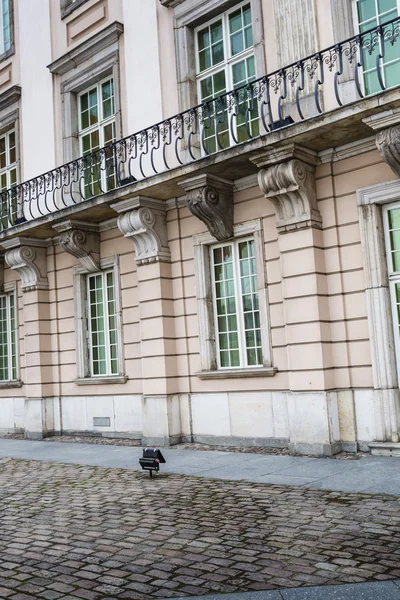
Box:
(1, 458), (400, 600)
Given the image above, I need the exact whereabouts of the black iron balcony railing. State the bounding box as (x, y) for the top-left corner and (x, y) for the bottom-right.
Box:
(1, 17), (400, 231)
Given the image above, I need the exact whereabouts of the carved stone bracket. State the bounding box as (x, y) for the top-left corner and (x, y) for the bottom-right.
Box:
(252, 145), (321, 234)
(111, 196), (170, 266)
(53, 220), (100, 273)
(178, 174), (234, 241)
(376, 125), (400, 178)
(1, 237), (49, 292)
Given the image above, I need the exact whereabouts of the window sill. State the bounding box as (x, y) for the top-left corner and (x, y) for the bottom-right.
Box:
(75, 375), (128, 386)
(0, 379), (23, 388)
(61, 0), (90, 19)
(0, 47), (14, 65)
(195, 367), (277, 379)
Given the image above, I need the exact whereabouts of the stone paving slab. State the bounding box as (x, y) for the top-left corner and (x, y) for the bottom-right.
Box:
(166, 580), (400, 600)
(2, 457), (400, 599)
(2, 439), (400, 495)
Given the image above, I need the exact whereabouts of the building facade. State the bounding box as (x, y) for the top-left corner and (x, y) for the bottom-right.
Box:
(0, 0), (399, 455)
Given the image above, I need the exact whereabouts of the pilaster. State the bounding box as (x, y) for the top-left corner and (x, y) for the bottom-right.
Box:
(112, 195), (183, 445)
(0, 237), (55, 439)
(254, 145), (339, 452)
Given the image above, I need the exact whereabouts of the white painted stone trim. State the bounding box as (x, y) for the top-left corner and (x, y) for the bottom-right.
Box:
(357, 179), (400, 442)
(193, 218), (273, 374)
(54, 24), (123, 164)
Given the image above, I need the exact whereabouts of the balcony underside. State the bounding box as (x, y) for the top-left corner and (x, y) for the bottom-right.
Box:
(1, 87), (399, 243)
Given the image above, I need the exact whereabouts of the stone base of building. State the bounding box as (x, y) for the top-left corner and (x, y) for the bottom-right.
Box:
(1, 388), (399, 456)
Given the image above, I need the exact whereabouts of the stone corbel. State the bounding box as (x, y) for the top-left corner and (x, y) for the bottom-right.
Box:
(178, 174), (234, 241)
(111, 196), (170, 266)
(376, 125), (400, 178)
(53, 220), (100, 273)
(363, 111), (400, 178)
(1, 237), (49, 292)
(252, 145), (321, 233)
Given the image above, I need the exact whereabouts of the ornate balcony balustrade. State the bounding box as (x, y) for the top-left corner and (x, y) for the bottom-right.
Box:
(1, 17), (400, 231)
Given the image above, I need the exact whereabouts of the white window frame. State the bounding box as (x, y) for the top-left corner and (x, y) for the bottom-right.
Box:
(0, 282), (18, 383)
(193, 219), (275, 378)
(0, 128), (17, 229)
(194, 1), (257, 152)
(173, 0), (265, 113)
(0, 0), (11, 57)
(73, 256), (126, 385)
(78, 76), (116, 196)
(194, 1), (255, 94)
(383, 201), (400, 383)
(352, 0), (400, 93)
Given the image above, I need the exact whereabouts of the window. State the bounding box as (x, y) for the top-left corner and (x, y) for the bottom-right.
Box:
(87, 270), (118, 377)
(354, 0), (400, 94)
(193, 220), (274, 377)
(195, 2), (259, 154)
(0, 290), (17, 382)
(74, 256), (125, 383)
(0, 129), (17, 229)
(212, 237), (262, 368)
(0, 0), (10, 56)
(78, 78), (116, 198)
(384, 203), (400, 380)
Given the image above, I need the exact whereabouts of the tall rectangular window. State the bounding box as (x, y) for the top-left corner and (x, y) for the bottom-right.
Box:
(384, 203), (400, 379)
(355, 0), (400, 94)
(0, 291), (17, 381)
(195, 2), (258, 154)
(211, 237), (262, 368)
(87, 270), (118, 377)
(78, 78), (116, 198)
(0, 0), (10, 55)
(0, 130), (17, 230)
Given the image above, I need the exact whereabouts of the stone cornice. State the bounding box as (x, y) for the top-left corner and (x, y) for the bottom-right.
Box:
(47, 21), (124, 75)
(111, 196), (170, 266)
(178, 174), (234, 241)
(0, 85), (21, 113)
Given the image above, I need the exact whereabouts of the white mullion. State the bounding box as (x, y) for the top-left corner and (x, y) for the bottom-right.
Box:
(102, 271), (112, 376)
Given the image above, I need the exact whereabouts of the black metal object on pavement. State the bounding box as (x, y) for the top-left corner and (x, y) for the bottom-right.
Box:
(139, 448), (166, 477)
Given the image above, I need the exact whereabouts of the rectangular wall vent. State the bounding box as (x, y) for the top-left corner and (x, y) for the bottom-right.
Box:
(93, 417), (111, 427)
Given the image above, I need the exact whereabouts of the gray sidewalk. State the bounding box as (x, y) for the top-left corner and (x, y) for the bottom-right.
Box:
(170, 581), (400, 600)
(1, 437), (400, 494)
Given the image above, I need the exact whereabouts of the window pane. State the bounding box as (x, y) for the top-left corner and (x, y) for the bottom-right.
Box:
(229, 9), (243, 33)
(198, 27), (210, 51)
(212, 41), (224, 66)
(231, 31), (244, 55)
(210, 20), (223, 43)
(357, 0), (376, 22)
(378, 0), (396, 11)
